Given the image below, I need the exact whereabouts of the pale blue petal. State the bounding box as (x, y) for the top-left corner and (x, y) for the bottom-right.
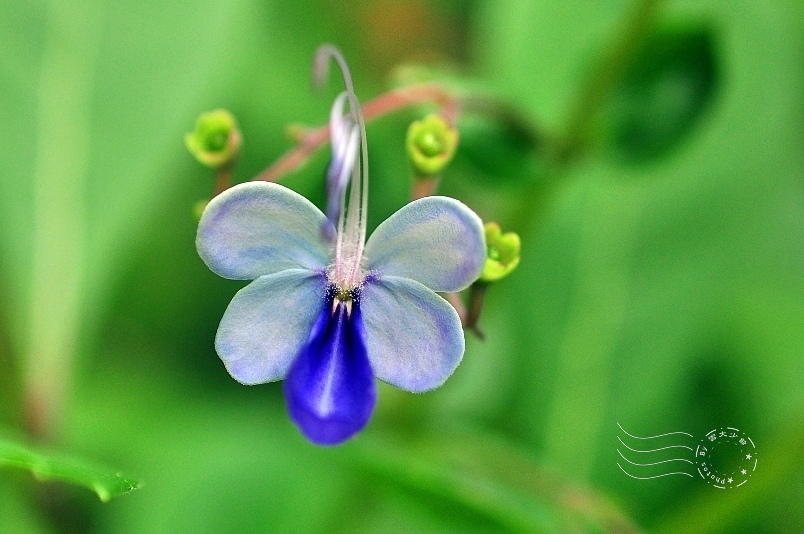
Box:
(197, 182), (332, 280)
(363, 196), (486, 292)
(215, 269), (327, 385)
(360, 275), (464, 393)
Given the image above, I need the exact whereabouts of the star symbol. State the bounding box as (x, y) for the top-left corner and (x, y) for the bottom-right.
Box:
(746, 453), (752, 460)
(727, 477), (733, 483)
(741, 469), (747, 475)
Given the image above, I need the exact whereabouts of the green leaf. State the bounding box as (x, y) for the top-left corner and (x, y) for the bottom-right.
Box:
(600, 23), (719, 161)
(0, 438), (140, 502)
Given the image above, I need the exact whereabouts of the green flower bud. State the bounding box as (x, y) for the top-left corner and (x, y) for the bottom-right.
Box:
(480, 222), (520, 282)
(406, 114), (458, 178)
(185, 109), (241, 168)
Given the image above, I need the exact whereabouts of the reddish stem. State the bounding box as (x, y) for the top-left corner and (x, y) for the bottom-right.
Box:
(445, 292), (467, 325)
(412, 177), (440, 200)
(212, 129), (241, 196)
(254, 84), (458, 183)
(214, 166), (231, 196)
(465, 283), (488, 340)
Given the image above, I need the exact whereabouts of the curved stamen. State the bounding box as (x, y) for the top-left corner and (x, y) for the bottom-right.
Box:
(313, 45), (369, 289)
(325, 92), (359, 244)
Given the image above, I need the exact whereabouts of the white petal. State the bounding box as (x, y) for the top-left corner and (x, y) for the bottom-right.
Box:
(216, 269), (327, 385)
(360, 275), (464, 392)
(364, 196), (486, 292)
(197, 182), (331, 280)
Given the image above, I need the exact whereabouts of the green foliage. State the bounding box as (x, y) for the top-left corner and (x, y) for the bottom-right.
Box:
(600, 23), (719, 160)
(0, 0), (801, 532)
(456, 112), (545, 183)
(356, 429), (640, 533)
(0, 438), (139, 502)
(472, 0), (804, 530)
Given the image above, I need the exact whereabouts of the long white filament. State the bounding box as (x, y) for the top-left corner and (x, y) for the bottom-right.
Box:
(328, 94), (359, 279)
(313, 44), (369, 290)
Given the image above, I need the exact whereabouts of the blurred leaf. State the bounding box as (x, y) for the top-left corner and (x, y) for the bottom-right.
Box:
(0, 437), (139, 502)
(653, 417), (804, 534)
(475, 0), (635, 130)
(0, 0), (47, 358)
(0, 483), (52, 534)
(456, 112), (544, 183)
(355, 429), (642, 533)
(600, 23), (719, 161)
(66, 354), (354, 534)
(475, 0), (803, 529)
(0, 0), (266, 432)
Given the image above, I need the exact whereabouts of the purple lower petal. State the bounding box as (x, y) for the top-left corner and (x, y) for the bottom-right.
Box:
(284, 295), (376, 445)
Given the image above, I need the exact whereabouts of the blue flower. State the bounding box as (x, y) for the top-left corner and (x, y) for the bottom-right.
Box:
(196, 46), (486, 445)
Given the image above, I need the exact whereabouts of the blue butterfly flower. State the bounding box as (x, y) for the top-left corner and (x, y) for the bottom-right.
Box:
(196, 46), (486, 445)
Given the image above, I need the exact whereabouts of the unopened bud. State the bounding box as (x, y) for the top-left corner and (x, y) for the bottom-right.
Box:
(406, 114), (458, 178)
(185, 109), (241, 168)
(480, 222), (520, 282)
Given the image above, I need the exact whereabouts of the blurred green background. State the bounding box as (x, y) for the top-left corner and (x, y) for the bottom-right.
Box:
(1, 0), (802, 532)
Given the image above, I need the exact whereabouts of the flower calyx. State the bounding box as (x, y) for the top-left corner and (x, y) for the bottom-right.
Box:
(406, 114), (458, 178)
(480, 222), (520, 283)
(185, 109), (242, 169)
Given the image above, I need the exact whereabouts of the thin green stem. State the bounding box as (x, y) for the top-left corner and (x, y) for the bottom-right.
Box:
(560, 0), (664, 159)
(25, 0), (100, 441)
(507, 0), (666, 234)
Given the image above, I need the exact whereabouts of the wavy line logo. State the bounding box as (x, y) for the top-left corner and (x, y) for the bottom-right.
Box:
(616, 423), (758, 489)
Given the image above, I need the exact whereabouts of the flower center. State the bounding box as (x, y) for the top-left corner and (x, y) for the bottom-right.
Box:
(327, 277), (363, 316)
(327, 261), (366, 297)
(334, 284), (356, 303)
